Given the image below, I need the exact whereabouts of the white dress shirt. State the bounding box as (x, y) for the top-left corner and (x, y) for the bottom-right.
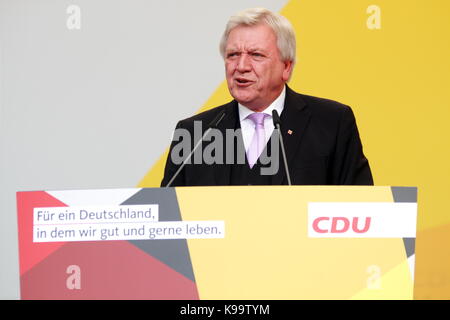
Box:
(238, 86), (286, 155)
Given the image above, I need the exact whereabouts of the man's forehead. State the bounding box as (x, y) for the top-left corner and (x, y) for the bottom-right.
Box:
(225, 44), (267, 52)
(225, 24), (276, 51)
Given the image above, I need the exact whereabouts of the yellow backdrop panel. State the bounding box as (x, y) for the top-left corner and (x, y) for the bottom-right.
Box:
(176, 186), (412, 299)
(139, 1), (450, 299)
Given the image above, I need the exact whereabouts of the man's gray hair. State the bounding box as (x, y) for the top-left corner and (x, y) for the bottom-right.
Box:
(219, 7), (296, 63)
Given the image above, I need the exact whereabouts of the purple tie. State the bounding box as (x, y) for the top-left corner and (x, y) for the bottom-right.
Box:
(246, 113), (267, 168)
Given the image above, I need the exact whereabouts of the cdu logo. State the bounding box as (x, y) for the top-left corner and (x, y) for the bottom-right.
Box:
(307, 202), (417, 238)
(312, 216), (372, 234)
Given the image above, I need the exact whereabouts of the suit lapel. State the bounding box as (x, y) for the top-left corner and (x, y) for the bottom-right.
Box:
(271, 86), (311, 185)
(213, 101), (238, 185)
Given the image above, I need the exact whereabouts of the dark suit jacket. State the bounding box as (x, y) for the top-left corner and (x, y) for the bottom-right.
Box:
(161, 86), (373, 186)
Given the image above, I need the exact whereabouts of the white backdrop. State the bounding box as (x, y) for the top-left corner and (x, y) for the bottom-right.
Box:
(0, 0), (287, 299)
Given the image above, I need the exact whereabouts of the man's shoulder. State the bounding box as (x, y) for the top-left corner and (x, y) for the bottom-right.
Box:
(287, 88), (357, 131)
(289, 88), (351, 114)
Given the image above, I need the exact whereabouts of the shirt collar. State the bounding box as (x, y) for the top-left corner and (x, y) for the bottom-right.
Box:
(238, 85), (286, 121)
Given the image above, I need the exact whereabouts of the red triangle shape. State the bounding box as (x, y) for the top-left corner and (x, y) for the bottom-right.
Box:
(21, 240), (199, 299)
(17, 191), (69, 275)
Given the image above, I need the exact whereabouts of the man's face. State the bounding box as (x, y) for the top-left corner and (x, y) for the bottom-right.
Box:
(224, 23), (293, 111)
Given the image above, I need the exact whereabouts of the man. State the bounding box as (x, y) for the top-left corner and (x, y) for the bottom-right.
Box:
(161, 8), (373, 187)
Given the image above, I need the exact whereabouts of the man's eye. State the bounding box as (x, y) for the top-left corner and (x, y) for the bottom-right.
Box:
(227, 52), (238, 58)
(252, 53), (263, 57)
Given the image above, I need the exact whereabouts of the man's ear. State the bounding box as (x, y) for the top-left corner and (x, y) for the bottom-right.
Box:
(282, 60), (294, 82)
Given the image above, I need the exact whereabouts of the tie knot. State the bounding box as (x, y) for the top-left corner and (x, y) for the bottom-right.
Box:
(247, 112), (267, 126)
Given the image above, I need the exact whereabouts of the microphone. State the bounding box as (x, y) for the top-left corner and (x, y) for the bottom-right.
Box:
(165, 110), (226, 187)
(272, 110), (292, 185)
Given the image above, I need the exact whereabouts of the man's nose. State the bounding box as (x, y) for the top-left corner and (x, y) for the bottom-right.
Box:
(236, 54), (251, 72)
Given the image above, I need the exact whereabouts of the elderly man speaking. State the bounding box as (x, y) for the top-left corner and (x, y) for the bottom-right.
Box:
(161, 8), (373, 187)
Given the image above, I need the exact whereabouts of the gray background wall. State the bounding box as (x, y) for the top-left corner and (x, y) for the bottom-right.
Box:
(0, 0), (287, 299)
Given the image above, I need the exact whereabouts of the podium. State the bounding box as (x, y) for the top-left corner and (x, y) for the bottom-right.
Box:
(16, 186), (417, 299)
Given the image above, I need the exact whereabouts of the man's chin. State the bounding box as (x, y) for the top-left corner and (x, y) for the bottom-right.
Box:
(231, 90), (256, 105)
(235, 97), (256, 107)
(232, 93), (268, 111)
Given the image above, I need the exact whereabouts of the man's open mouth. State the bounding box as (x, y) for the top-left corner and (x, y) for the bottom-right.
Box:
(235, 78), (253, 86)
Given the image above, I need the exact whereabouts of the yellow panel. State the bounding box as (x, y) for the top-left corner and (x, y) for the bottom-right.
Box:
(176, 186), (410, 299)
(282, 0), (450, 230)
(280, 0), (450, 299)
(351, 259), (414, 300)
(414, 223), (450, 299)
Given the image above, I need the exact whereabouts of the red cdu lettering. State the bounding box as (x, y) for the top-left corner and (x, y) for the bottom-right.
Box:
(312, 216), (372, 234)
(312, 217), (329, 233)
(352, 217), (371, 233)
(331, 217), (350, 233)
